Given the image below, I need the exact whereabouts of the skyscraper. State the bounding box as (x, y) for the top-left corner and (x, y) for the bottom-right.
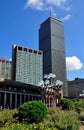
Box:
(39, 16), (67, 96)
(12, 45), (43, 86)
(0, 57), (11, 79)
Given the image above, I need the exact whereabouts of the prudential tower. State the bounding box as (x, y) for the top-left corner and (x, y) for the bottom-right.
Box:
(39, 16), (67, 97)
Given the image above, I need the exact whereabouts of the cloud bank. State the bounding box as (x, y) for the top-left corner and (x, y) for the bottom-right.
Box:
(25, 0), (72, 21)
(66, 56), (83, 71)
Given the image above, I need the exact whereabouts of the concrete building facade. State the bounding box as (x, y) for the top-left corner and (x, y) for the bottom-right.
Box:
(0, 78), (41, 108)
(68, 78), (84, 98)
(12, 45), (43, 86)
(0, 57), (11, 79)
(39, 16), (67, 96)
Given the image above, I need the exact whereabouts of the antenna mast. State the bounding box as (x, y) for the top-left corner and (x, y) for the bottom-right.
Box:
(50, 7), (52, 17)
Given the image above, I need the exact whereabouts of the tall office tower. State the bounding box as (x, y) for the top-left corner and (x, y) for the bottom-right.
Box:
(39, 16), (67, 96)
(0, 57), (12, 79)
(12, 45), (43, 86)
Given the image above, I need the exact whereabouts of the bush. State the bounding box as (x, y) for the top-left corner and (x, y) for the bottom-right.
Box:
(75, 99), (84, 112)
(44, 107), (80, 130)
(18, 100), (48, 123)
(61, 99), (75, 110)
(55, 111), (80, 130)
(0, 109), (18, 126)
(79, 111), (84, 121)
(61, 98), (84, 112)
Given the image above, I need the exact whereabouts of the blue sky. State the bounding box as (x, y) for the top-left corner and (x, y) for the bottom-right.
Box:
(0, 0), (84, 80)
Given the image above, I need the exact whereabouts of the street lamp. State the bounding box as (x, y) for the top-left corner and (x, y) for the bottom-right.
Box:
(55, 80), (63, 89)
(46, 73), (56, 86)
(38, 73), (63, 107)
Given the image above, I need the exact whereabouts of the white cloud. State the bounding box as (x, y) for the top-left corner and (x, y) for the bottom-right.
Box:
(66, 56), (83, 71)
(61, 14), (71, 21)
(24, 0), (72, 22)
(25, 0), (71, 11)
(25, 0), (43, 10)
(46, 0), (66, 6)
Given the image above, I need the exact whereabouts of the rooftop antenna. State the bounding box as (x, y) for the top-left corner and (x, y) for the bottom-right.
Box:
(50, 7), (52, 17)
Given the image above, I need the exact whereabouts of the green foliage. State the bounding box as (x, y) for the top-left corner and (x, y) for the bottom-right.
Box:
(61, 98), (84, 112)
(0, 99), (83, 130)
(0, 123), (59, 130)
(18, 100), (48, 123)
(79, 111), (84, 121)
(44, 107), (80, 130)
(0, 123), (29, 130)
(61, 99), (75, 110)
(55, 111), (79, 130)
(75, 99), (84, 112)
(0, 109), (18, 126)
(0, 107), (81, 130)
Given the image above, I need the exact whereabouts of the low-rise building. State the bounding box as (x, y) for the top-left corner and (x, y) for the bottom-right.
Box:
(68, 78), (84, 98)
(0, 78), (41, 109)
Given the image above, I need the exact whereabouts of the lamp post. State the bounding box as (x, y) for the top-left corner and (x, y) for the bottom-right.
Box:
(38, 73), (63, 107)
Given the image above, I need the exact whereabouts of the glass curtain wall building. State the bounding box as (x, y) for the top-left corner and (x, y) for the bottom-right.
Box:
(39, 16), (67, 96)
(0, 57), (11, 79)
(12, 45), (43, 86)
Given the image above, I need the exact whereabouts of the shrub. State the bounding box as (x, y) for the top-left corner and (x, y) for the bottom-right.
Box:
(61, 99), (75, 110)
(18, 100), (48, 123)
(61, 98), (84, 112)
(79, 111), (84, 121)
(0, 108), (18, 126)
(44, 107), (80, 130)
(55, 111), (80, 130)
(75, 99), (84, 112)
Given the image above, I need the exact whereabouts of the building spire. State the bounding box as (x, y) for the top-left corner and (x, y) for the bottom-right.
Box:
(50, 7), (51, 16)
(49, 7), (52, 17)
